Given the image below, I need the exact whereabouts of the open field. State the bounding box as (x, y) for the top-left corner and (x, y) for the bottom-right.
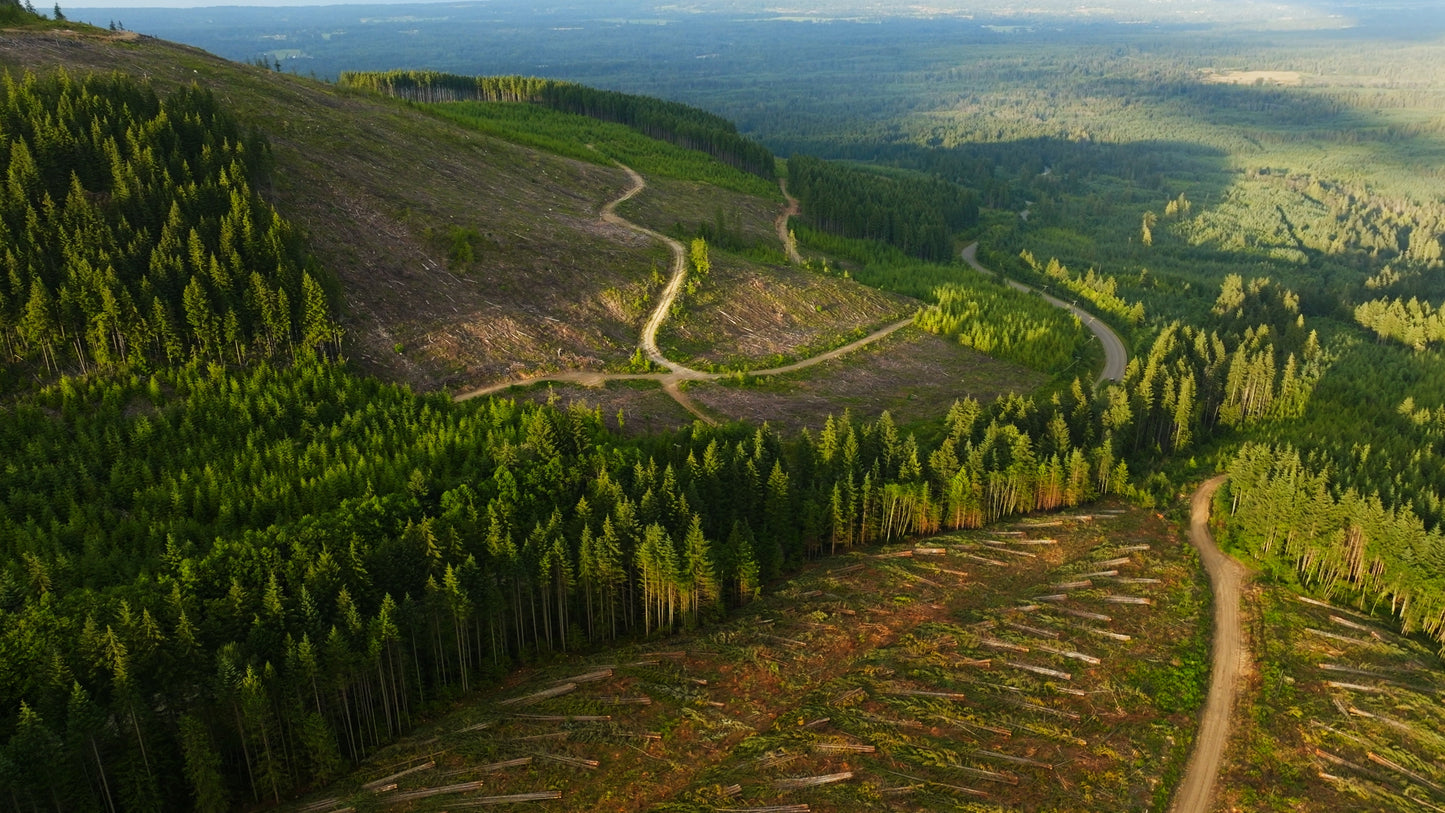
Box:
(1215, 581), (1445, 812)
(288, 501), (1208, 812)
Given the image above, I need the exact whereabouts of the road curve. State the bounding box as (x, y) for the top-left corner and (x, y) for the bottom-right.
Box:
(1171, 474), (1247, 813)
(960, 243), (1128, 383)
(452, 164), (915, 418)
(601, 163), (694, 377)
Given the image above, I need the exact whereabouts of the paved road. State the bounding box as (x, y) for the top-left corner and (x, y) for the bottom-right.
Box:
(1172, 475), (1248, 813)
(959, 243), (1128, 383)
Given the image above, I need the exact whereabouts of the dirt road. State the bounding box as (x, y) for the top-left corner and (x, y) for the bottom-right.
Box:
(601, 163), (693, 376)
(960, 243), (1128, 383)
(1171, 475), (1247, 813)
(775, 179), (804, 265)
(454, 164), (914, 419)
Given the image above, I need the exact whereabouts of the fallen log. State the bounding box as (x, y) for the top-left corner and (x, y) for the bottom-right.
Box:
(498, 683), (576, 707)
(1004, 661), (1072, 680)
(363, 761), (435, 791)
(814, 742), (875, 753)
(451, 791), (564, 807)
(774, 771), (853, 790)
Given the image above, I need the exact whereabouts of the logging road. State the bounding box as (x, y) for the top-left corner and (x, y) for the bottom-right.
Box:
(454, 166), (912, 421)
(1171, 474), (1247, 813)
(960, 242), (1128, 383)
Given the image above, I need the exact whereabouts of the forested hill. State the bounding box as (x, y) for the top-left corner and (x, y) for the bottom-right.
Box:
(0, 69), (340, 386)
(338, 70), (776, 180)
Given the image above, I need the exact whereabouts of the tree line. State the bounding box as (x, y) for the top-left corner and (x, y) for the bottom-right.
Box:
(1224, 443), (1445, 650)
(786, 154), (979, 262)
(1355, 296), (1445, 352)
(0, 70), (340, 388)
(0, 359), (1141, 810)
(336, 71), (775, 180)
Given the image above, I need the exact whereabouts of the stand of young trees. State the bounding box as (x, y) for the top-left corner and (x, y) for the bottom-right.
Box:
(786, 154), (978, 262)
(0, 70), (339, 384)
(915, 281), (1086, 374)
(337, 71), (775, 179)
(1224, 443), (1445, 649)
(1019, 251), (1145, 326)
(1355, 296), (1445, 352)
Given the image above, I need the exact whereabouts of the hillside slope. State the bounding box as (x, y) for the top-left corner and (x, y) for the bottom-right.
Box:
(0, 28), (927, 396)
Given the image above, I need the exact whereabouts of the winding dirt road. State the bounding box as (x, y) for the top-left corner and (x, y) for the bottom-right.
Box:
(1171, 474), (1247, 813)
(960, 243), (1128, 383)
(454, 164), (912, 420)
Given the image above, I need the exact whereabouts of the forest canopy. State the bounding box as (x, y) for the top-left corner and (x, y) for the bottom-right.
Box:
(0, 70), (339, 387)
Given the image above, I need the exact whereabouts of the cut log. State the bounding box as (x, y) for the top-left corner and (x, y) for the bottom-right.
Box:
(891, 688), (969, 700)
(536, 753), (599, 770)
(1082, 626), (1131, 641)
(774, 771), (854, 790)
(813, 742), (876, 753)
(1305, 628), (1374, 646)
(439, 757), (533, 778)
(1035, 645), (1102, 665)
(552, 669), (612, 684)
(1054, 607), (1112, 622)
(1004, 661), (1072, 680)
(1094, 557), (1132, 567)
(498, 683), (576, 707)
(970, 749), (1054, 769)
(979, 638), (1030, 653)
(363, 761), (435, 791)
(948, 764), (1020, 785)
(450, 791), (564, 807)
(1003, 622), (1059, 639)
(1366, 751), (1445, 792)
(1103, 595), (1152, 605)
(1324, 681), (1385, 693)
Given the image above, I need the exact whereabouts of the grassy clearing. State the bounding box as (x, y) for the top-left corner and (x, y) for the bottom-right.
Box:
(1217, 582), (1445, 812)
(428, 101), (780, 199)
(684, 328), (1047, 434)
(289, 502), (1206, 812)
